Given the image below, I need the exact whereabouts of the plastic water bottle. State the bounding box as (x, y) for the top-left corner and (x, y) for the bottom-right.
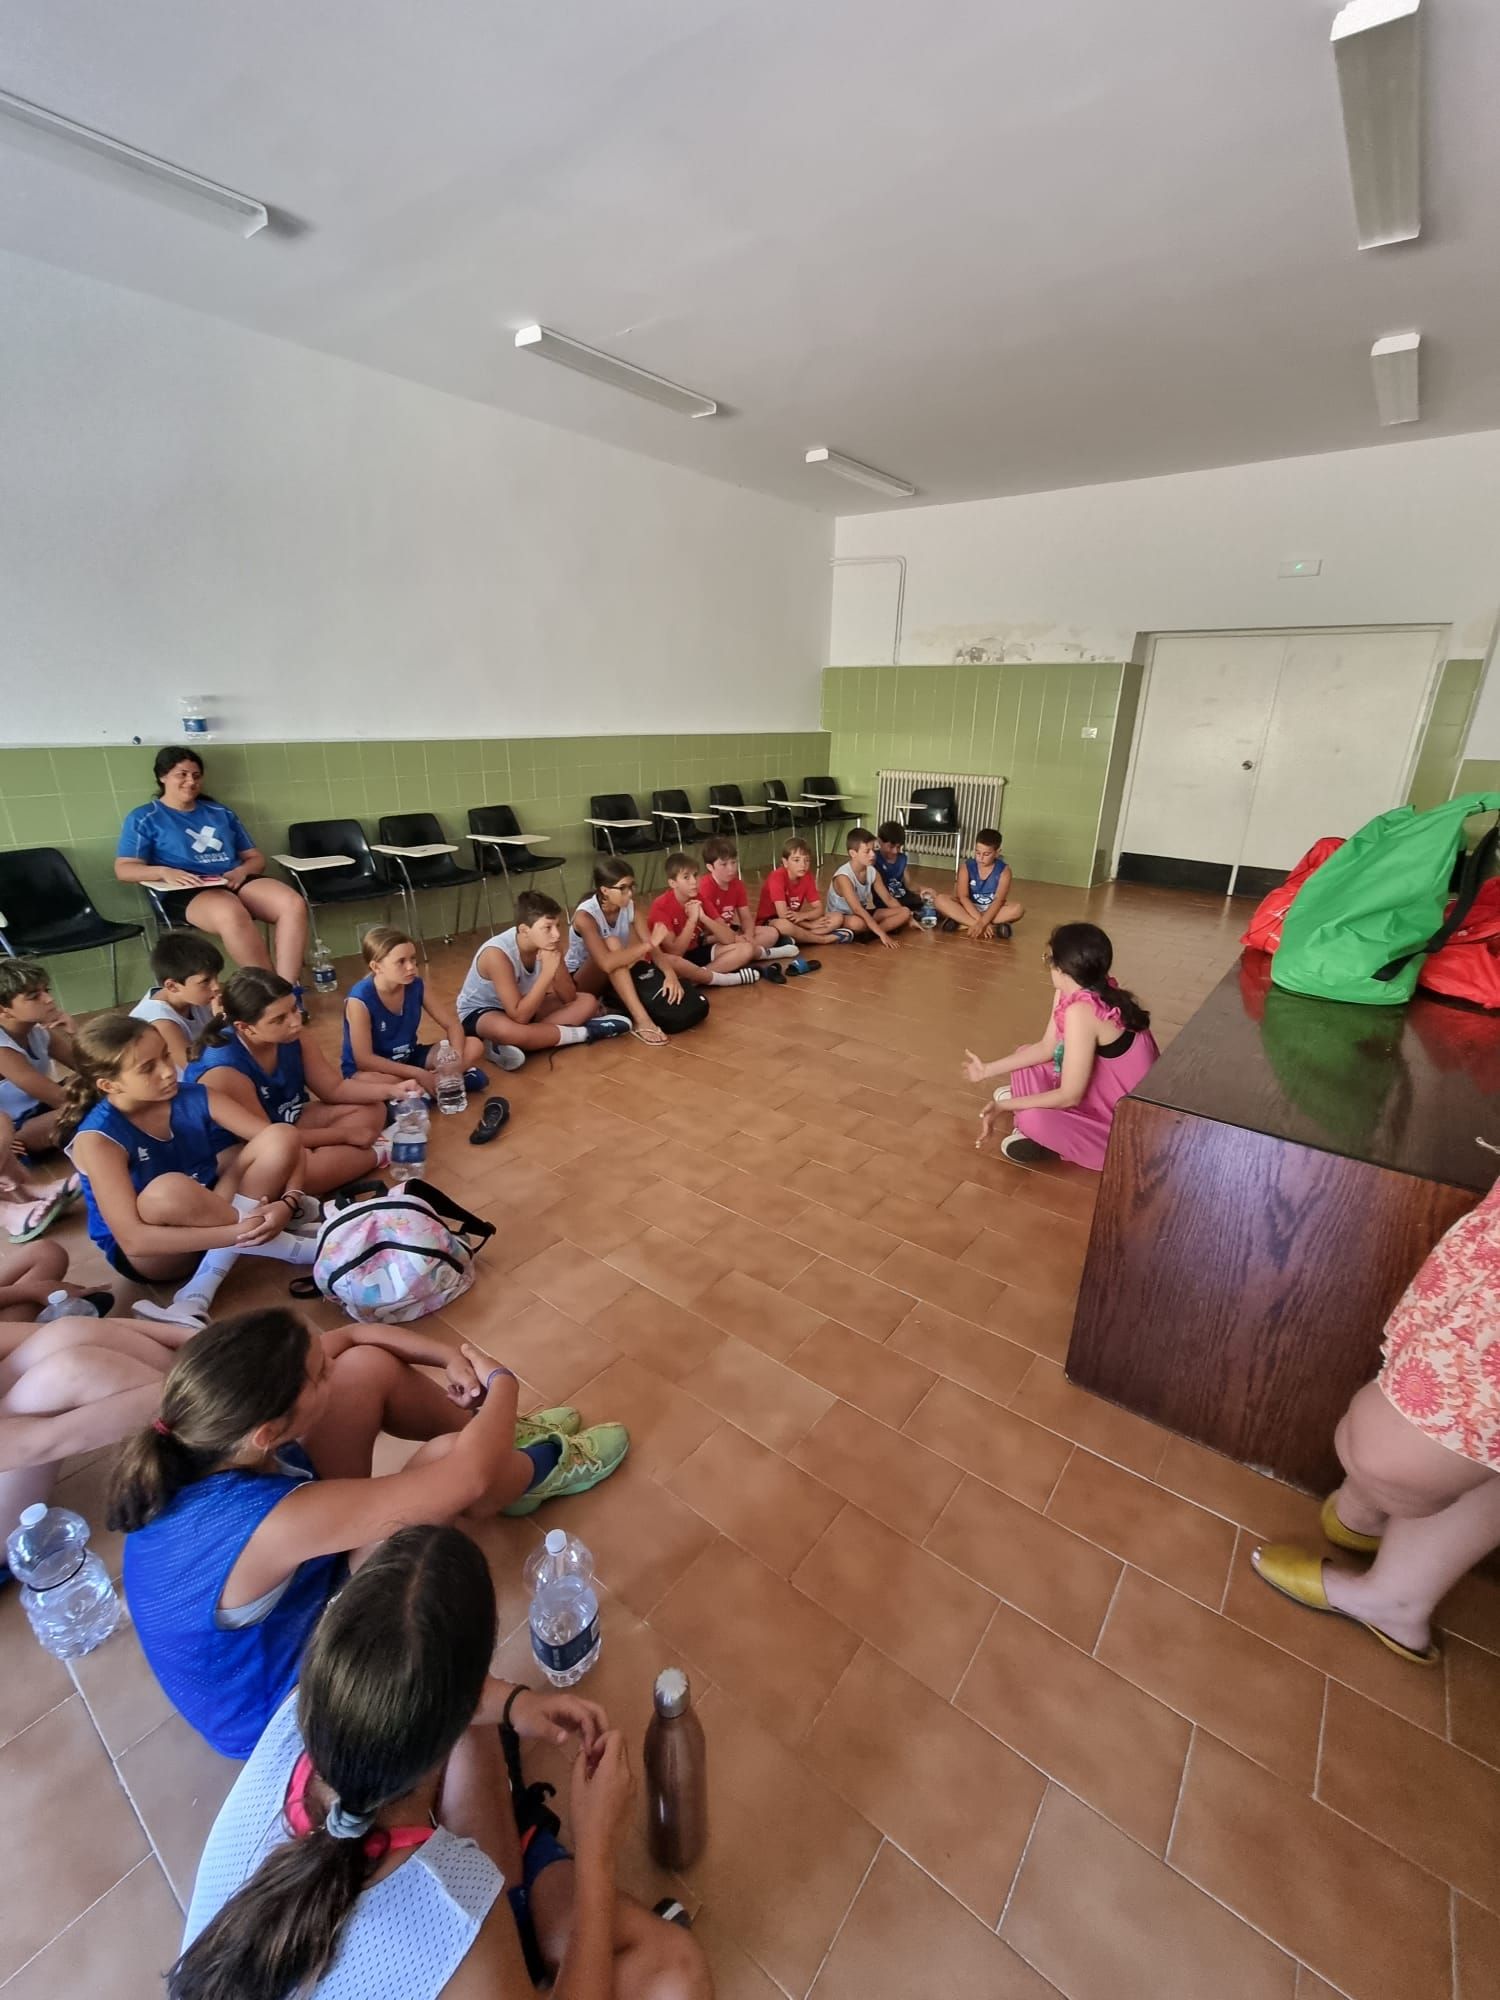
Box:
(6, 1504), (122, 1659)
(526, 1528), (601, 1687)
(311, 939), (338, 997)
(432, 1040), (466, 1116)
(388, 1097), (429, 1182)
(179, 697), (209, 740)
(35, 1290), (100, 1324)
(919, 897), (939, 931)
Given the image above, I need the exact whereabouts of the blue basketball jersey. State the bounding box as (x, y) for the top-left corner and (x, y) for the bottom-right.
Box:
(966, 856), (1006, 909)
(341, 973), (425, 1077)
(188, 1035), (309, 1124)
(69, 1083), (231, 1263)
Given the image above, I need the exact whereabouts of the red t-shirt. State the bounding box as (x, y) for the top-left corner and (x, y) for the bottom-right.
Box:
(698, 872), (748, 926)
(649, 889), (699, 948)
(756, 865), (818, 923)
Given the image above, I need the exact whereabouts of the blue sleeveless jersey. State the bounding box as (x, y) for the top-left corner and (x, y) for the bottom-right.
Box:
(188, 1034), (308, 1124)
(123, 1443), (345, 1757)
(69, 1083), (231, 1264)
(966, 856), (1005, 909)
(340, 973), (425, 1077)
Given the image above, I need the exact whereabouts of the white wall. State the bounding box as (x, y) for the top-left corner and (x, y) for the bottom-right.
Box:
(0, 251), (832, 745)
(832, 433), (1500, 745)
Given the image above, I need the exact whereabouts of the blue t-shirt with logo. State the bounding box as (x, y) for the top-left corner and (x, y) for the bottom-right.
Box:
(874, 850), (909, 893)
(187, 1035), (309, 1125)
(117, 799), (254, 879)
(966, 856), (1006, 909)
(340, 974), (426, 1077)
(68, 1083), (232, 1264)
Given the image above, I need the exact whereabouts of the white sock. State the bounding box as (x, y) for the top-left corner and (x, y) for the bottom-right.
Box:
(711, 968), (759, 986)
(170, 1247), (239, 1320)
(227, 1196), (318, 1265)
(763, 943), (800, 960)
(556, 1025), (588, 1046)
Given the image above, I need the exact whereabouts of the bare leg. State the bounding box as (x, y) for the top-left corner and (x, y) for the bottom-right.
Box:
(0, 1241), (70, 1322)
(459, 1035), (487, 1070)
(991, 897), (1025, 925)
(530, 1862), (712, 2000)
(473, 994), (601, 1052)
(238, 877), (309, 987)
(873, 905), (913, 933)
(0, 1340), (169, 1526)
(290, 1103), (382, 1193)
(218, 1122), (308, 1202)
(185, 887), (274, 974)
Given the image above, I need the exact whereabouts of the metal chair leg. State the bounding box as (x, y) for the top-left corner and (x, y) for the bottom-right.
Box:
(108, 938), (119, 1005)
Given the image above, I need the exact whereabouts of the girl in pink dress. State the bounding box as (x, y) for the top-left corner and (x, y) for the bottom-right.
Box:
(963, 923), (1158, 1170)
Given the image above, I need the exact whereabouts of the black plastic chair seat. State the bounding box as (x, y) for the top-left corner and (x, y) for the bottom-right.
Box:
(376, 815), (481, 891)
(589, 794), (667, 857)
(764, 780), (811, 828)
(903, 786), (959, 836)
(0, 847), (143, 1002)
(650, 789), (710, 848)
(802, 777), (858, 827)
(7, 909), (141, 954)
(285, 820), (390, 906)
(467, 806), (565, 879)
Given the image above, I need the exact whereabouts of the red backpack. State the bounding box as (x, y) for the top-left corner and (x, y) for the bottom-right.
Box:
(1240, 837), (1345, 954)
(1417, 876), (1500, 1011)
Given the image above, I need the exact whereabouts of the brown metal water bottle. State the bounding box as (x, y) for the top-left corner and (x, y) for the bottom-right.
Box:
(643, 1666), (708, 1871)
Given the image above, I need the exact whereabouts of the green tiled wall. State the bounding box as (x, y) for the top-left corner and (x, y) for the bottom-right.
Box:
(1408, 659), (1484, 812)
(820, 663), (1126, 889)
(1457, 759), (1500, 797)
(0, 730), (830, 1012)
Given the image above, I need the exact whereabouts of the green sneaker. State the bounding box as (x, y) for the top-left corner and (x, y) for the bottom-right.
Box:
(503, 1422), (630, 1516)
(515, 1406), (581, 1444)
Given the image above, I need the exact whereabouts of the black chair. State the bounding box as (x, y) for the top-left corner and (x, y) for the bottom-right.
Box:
(375, 812), (483, 952)
(466, 806), (569, 926)
(283, 820), (398, 933)
(707, 782), (772, 852)
(650, 788), (713, 851)
(800, 775), (859, 864)
(587, 794), (668, 890)
(763, 779), (813, 838)
(899, 785), (963, 869)
(0, 848), (143, 1004)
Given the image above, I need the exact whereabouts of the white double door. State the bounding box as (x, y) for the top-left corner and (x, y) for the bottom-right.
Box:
(1121, 627), (1443, 887)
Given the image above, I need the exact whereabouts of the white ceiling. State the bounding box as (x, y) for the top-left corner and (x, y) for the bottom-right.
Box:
(4, 0), (1499, 513)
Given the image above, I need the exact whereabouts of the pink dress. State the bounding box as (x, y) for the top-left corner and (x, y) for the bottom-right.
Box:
(1378, 1177), (1500, 1466)
(1010, 987), (1160, 1172)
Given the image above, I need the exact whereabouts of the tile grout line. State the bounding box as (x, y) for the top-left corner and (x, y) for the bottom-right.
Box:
(993, 1783), (1050, 1938)
(803, 1837), (886, 1999)
(1162, 1721), (1195, 1861)
(0, 1855), (162, 1988)
(1090, 1561), (1128, 1662)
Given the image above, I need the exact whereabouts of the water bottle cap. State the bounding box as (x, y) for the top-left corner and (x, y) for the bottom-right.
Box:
(544, 1528), (568, 1555)
(19, 1504), (46, 1528)
(46, 1290), (69, 1304)
(654, 1666), (691, 1717)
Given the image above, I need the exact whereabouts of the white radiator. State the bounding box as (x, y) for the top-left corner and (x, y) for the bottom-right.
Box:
(874, 768), (1009, 857)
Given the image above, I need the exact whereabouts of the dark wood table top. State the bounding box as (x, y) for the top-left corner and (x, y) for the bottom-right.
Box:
(1134, 952), (1500, 1193)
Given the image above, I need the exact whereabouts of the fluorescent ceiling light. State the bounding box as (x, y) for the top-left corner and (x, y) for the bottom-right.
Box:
(514, 325), (717, 419)
(1331, 0), (1422, 248)
(804, 447), (915, 499)
(0, 88), (267, 236)
(1371, 331), (1420, 424)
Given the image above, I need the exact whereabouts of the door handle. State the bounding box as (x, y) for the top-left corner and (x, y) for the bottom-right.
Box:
(1241, 760), (1254, 770)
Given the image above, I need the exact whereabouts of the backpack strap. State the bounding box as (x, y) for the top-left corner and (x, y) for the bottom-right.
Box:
(403, 1177), (496, 1247)
(1374, 815), (1500, 982)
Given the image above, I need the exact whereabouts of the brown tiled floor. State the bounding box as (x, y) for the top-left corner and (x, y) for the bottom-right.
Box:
(6, 874), (1500, 1998)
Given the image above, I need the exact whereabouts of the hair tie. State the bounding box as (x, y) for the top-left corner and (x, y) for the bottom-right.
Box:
(325, 1799), (375, 1841)
(151, 1417), (173, 1439)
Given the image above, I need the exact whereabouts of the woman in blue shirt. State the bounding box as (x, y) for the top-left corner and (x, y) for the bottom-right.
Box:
(114, 747), (309, 991)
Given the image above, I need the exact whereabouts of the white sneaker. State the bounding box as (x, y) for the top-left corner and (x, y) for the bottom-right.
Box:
(486, 1041), (527, 1072)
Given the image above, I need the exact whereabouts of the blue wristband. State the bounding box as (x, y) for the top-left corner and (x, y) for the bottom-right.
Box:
(485, 1366), (516, 1394)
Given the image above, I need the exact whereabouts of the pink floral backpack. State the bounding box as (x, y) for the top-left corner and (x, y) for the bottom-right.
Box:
(302, 1179), (495, 1324)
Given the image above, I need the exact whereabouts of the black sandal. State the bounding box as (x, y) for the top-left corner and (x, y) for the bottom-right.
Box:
(469, 1095), (511, 1146)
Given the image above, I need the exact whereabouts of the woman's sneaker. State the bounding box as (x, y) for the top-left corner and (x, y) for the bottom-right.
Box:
(503, 1422), (630, 1514)
(486, 1041), (527, 1071)
(1000, 1133), (1058, 1165)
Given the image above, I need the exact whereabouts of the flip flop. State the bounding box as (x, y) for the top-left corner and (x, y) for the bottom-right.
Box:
(1251, 1542), (1439, 1665)
(470, 1096), (511, 1146)
(7, 1185), (73, 1243)
(1320, 1492), (1382, 1556)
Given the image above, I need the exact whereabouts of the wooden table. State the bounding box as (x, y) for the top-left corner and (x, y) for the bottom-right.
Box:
(1066, 952), (1500, 1492)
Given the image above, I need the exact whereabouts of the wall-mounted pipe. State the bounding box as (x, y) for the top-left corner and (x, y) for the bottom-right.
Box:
(829, 554), (906, 667)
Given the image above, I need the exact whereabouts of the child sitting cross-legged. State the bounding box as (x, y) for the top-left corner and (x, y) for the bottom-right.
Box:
(933, 827), (1024, 940)
(699, 836), (816, 981)
(649, 850), (763, 990)
(756, 838), (850, 948)
(342, 926), (487, 1095)
(130, 929), (224, 1076)
(0, 957), (82, 1241)
(827, 828), (912, 948)
(567, 858), (688, 1048)
(455, 892), (630, 1072)
(873, 822), (927, 915)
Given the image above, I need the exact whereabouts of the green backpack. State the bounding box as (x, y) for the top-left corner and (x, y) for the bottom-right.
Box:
(1272, 792), (1500, 1006)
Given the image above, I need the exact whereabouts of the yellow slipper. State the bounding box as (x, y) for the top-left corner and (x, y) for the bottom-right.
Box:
(1320, 1492), (1382, 1556)
(1252, 1543), (1440, 1667)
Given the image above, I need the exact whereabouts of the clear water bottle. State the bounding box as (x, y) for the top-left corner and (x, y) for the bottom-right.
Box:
(919, 898), (939, 931)
(311, 938), (338, 996)
(432, 1040), (466, 1116)
(35, 1289), (100, 1324)
(388, 1097), (429, 1181)
(525, 1528), (601, 1687)
(6, 1504), (122, 1659)
(179, 697), (210, 740)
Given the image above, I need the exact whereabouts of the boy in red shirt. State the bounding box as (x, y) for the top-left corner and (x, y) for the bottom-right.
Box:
(648, 853), (764, 989)
(699, 837), (819, 979)
(756, 838), (854, 948)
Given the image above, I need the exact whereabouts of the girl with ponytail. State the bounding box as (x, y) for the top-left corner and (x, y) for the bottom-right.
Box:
(176, 1524), (709, 2000)
(63, 1014), (322, 1326)
(108, 1307), (627, 1759)
(962, 921), (1159, 1171)
(187, 968), (400, 1196)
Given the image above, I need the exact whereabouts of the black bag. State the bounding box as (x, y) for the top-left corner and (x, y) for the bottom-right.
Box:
(631, 962), (709, 1034)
